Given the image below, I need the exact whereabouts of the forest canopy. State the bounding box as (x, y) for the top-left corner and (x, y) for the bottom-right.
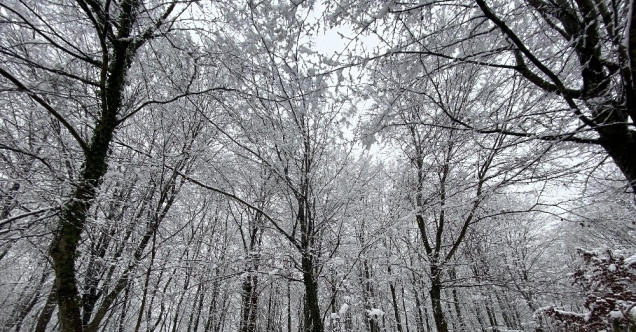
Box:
(1, 0), (635, 332)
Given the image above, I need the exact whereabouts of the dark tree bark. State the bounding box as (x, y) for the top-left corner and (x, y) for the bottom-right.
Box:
(472, 0), (636, 193)
(297, 178), (323, 332)
(0, 0), (186, 330)
(388, 266), (404, 332)
(429, 266), (448, 332)
(239, 207), (264, 332)
(301, 250), (324, 332)
(450, 268), (464, 330)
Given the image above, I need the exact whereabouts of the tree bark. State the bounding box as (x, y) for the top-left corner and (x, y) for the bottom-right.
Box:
(450, 268), (464, 330)
(388, 266), (403, 332)
(47, 0), (144, 329)
(239, 272), (259, 332)
(429, 267), (448, 332)
(302, 252), (324, 332)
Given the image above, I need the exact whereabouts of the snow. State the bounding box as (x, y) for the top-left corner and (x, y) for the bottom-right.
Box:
(367, 308), (384, 318)
(339, 303), (349, 316)
(374, 3), (391, 19)
(610, 310), (624, 319)
(298, 46), (315, 55)
(538, 306), (590, 322)
(330, 313), (339, 319)
(609, 264), (617, 272)
(624, 254), (636, 266)
(388, 46), (401, 54)
(630, 306), (636, 318)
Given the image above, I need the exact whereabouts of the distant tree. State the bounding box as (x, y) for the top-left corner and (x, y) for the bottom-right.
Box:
(200, 3), (366, 331)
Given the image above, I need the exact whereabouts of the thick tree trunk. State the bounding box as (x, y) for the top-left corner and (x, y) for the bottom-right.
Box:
(429, 269), (448, 332)
(50, 130), (115, 330)
(240, 213), (262, 332)
(598, 129), (636, 193)
(296, 190), (323, 332)
(45, 0), (147, 330)
(302, 253), (324, 332)
(49, 140), (114, 332)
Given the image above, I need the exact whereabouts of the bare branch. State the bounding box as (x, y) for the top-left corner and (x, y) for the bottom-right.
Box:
(0, 67), (90, 154)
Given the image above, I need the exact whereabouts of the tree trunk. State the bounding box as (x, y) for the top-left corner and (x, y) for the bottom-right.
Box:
(495, 291), (513, 329)
(187, 284), (202, 332)
(117, 283), (130, 332)
(450, 269), (464, 330)
(412, 284), (424, 332)
(42, 1), (156, 330)
(191, 283), (206, 332)
(388, 266), (403, 332)
(5, 269), (49, 331)
(422, 306), (431, 332)
(361, 257), (378, 332)
(598, 130), (636, 193)
(288, 280), (293, 332)
(400, 285), (410, 332)
(429, 269), (448, 332)
(484, 292), (498, 330)
(240, 272), (259, 332)
(302, 252), (324, 332)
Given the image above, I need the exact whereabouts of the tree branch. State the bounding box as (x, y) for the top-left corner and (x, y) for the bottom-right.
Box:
(0, 67), (90, 154)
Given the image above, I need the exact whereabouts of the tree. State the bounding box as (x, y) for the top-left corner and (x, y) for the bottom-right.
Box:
(354, 41), (578, 330)
(0, 1), (233, 331)
(328, 0), (636, 194)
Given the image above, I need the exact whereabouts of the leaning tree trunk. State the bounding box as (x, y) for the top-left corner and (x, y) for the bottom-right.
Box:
(49, 69), (124, 332)
(47, 4), (145, 330)
(37, 0), (178, 330)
